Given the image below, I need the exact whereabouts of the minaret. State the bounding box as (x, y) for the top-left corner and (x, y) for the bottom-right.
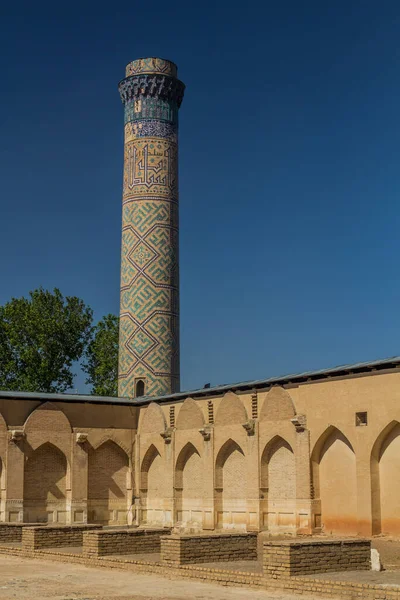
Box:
(118, 58), (185, 398)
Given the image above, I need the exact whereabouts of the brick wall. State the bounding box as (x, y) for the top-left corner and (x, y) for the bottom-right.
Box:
(161, 533), (257, 565)
(0, 523), (42, 543)
(263, 539), (371, 577)
(22, 525), (102, 550)
(3, 539), (400, 600)
(83, 528), (170, 557)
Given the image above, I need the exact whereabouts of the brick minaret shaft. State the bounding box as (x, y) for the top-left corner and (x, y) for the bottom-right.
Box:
(118, 58), (185, 398)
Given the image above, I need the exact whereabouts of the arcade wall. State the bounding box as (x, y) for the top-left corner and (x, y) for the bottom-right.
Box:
(0, 367), (399, 537)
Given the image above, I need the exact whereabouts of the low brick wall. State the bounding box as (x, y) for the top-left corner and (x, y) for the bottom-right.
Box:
(161, 533), (258, 565)
(83, 528), (171, 557)
(22, 525), (103, 550)
(2, 539), (400, 600)
(263, 539), (371, 578)
(0, 523), (43, 544)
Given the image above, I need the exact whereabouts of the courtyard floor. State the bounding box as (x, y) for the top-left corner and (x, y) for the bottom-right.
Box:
(1, 537), (400, 599)
(0, 554), (317, 600)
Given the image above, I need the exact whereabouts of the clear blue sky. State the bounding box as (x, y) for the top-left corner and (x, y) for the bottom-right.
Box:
(1, 2), (399, 393)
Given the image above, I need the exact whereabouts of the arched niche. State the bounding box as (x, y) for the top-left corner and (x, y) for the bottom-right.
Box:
(175, 442), (201, 489)
(175, 398), (204, 430)
(371, 421), (400, 535)
(260, 435), (296, 531)
(259, 387), (296, 421)
(311, 426), (357, 535)
(215, 439), (246, 529)
(88, 440), (129, 525)
(140, 443), (168, 526)
(140, 444), (160, 489)
(139, 402), (166, 435)
(24, 442), (68, 523)
(175, 442), (203, 526)
(214, 392), (247, 426)
(260, 435), (295, 496)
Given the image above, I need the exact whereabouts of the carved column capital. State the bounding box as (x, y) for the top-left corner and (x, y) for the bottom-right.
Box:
(199, 426), (212, 441)
(242, 419), (256, 436)
(291, 414), (307, 432)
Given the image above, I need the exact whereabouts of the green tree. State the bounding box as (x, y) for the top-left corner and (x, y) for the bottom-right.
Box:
(83, 314), (119, 397)
(0, 288), (93, 393)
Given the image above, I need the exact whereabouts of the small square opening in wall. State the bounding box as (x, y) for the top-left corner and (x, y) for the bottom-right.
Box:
(356, 412), (368, 426)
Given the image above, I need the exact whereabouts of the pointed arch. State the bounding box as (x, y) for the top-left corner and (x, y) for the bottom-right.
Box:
(311, 425), (355, 499)
(175, 442), (201, 489)
(215, 438), (245, 489)
(140, 443), (168, 526)
(259, 387), (296, 421)
(24, 402), (72, 433)
(175, 442), (203, 525)
(92, 435), (131, 457)
(139, 402), (166, 435)
(260, 435), (294, 490)
(371, 420), (400, 535)
(260, 435), (296, 531)
(140, 444), (161, 490)
(88, 439), (130, 525)
(214, 392), (248, 426)
(24, 442), (68, 523)
(311, 426), (356, 535)
(215, 438), (246, 529)
(175, 398), (205, 430)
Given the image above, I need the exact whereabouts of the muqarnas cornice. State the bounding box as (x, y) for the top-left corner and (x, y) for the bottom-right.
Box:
(118, 74), (185, 107)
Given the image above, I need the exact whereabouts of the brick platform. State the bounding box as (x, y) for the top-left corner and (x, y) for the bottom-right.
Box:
(1, 537), (400, 600)
(83, 528), (170, 557)
(161, 533), (258, 565)
(0, 523), (42, 544)
(22, 525), (103, 550)
(263, 539), (371, 577)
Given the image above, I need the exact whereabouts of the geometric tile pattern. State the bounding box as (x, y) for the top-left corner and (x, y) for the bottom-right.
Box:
(117, 58), (185, 398)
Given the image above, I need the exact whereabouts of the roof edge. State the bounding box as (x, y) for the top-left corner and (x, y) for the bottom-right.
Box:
(0, 355), (399, 406)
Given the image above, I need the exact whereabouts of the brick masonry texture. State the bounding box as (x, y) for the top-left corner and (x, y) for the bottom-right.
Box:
(263, 539), (371, 578)
(0, 539), (399, 600)
(22, 524), (102, 550)
(0, 523), (42, 543)
(83, 527), (171, 557)
(4, 368), (400, 535)
(160, 533), (258, 565)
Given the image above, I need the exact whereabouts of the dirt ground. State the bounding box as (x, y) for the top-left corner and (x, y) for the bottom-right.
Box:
(0, 539), (399, 600)
(0, 555), (319, 600)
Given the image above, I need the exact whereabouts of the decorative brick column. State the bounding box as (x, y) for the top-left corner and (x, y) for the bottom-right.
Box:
(117, 57), (185, 398)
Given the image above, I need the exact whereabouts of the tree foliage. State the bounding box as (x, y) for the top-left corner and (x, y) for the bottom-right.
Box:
(83, 314), (119, 397)
(0, 288), (93, 393)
